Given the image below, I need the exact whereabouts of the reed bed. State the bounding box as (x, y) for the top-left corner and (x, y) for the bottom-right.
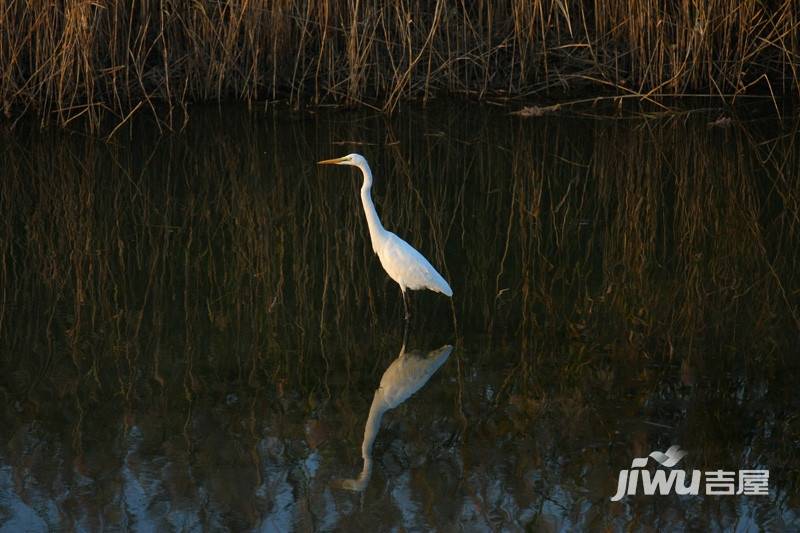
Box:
(1, 1), (798, 129)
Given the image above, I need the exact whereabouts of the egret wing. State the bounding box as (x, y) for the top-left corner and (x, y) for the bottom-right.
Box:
(380, 233), (453, 295)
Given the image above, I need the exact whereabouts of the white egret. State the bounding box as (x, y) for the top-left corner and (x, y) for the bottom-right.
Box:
(317, 153), (453, 319)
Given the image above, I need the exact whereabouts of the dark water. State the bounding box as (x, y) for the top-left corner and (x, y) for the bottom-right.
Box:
(1, 103), (799, 531)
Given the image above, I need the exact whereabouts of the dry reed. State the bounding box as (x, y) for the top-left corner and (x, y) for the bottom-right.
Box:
(1, 1), (798, 129)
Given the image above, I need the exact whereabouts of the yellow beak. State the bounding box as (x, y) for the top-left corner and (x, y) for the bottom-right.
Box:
(317, 156), (347, 165)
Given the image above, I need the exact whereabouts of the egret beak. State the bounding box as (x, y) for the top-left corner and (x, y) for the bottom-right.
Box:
(317, 156), (347, 165)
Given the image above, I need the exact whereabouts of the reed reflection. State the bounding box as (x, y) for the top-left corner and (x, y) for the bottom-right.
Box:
(1, 105), (798, 530)
(338, 333), (453, 492)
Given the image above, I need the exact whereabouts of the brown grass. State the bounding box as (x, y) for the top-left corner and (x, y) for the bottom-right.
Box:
(1, 1), (798, 128)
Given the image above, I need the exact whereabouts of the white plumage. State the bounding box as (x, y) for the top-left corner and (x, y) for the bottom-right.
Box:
(377, 232), (452, 295)
(318, 153), (453, 318)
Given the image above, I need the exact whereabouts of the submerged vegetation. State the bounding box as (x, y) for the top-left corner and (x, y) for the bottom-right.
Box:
(1, 1), (799, 128)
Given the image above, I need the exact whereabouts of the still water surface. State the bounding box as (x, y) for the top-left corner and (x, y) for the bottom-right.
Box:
(1, 103), (799, 530)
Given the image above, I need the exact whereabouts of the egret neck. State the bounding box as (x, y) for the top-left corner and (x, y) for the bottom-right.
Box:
(354, 158), (387, 252)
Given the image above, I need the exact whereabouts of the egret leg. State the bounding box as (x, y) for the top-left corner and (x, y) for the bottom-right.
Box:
(402, 289), (410, 320)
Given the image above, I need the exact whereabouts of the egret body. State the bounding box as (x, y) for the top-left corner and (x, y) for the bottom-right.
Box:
(317, 153), (452, 318)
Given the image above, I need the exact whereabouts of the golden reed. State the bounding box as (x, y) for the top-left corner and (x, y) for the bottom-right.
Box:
(1, 0), (798, 128)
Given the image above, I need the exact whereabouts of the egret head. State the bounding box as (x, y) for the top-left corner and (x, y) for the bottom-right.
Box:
(317, 153), (367, 167)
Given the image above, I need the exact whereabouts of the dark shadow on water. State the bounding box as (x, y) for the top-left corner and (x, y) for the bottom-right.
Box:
(0, 102), (798, 530)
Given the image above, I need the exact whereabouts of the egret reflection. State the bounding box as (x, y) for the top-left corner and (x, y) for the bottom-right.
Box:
(338, 340), (453, 492)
